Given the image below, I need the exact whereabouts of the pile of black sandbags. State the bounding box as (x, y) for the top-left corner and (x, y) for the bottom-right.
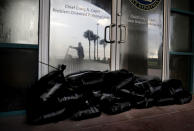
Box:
(26, 66), (192, 124)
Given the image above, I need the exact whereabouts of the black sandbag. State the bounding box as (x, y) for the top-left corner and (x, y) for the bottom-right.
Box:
(133, 82), (149, 94)
(100, 93), (121, 105)
(132, 82), (147, 98)
(119, 84), (146, 107)
(81, 71), (104, 85)
(147, 79), (162, 96)
(44, 82), (83, 104)
(154, 79), (183, 106)
(133, 76), (147, 83)
(155, 96), (175, 106)
(27, 91), (83, 124)
(40, 83), (84, 114)
(26, 65), (68, 124)
(27, 68), (192, 123)
(71, 106), (101, 121)
(81, 71), (104, 91)
(37, 81), (83, 106)
(40, 83), (63, 102)
(65, 70), (103, 93)
(35, 65), (66, 95)
(100, 93), (132, 114)
(27, 65), (66, 107)
(29, 94), (83, 123)
(162, 79), (184, 96)
(133, 79), (162, 97)
(175, 91), (192, 104)
(37, 88), (84, 124)
(27, 70), (103, 124)
(133, 95), (155, 109)
(71, 98), (101, 121)
(103, 70), (134, 92)
(113, 78), (134, 96)
(57, 93), (83, 105)
(135, 99), (155, 109)
(104, 69), (132, 80)
(115, 88), (134, 99)
(107, 102), (132, 114)
(86, 91), (103, 108)
(131, 79), (161, 108)
(27, 92), (71, 125)
(65, 71), (89, 92)
(28, 107), (68, 125)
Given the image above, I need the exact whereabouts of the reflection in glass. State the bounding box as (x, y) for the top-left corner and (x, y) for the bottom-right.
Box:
(120, 0), (163, 78)
(50, 0), (112, 74)
(0, 0), (39, 44)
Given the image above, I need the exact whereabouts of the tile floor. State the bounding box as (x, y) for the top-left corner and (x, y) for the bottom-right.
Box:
(0, 96), (194, 131)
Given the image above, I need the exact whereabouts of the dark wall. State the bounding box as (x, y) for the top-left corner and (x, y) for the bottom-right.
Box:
(0, 48), (38, 111)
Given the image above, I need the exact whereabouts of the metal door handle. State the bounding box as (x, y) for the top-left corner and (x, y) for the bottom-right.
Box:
(119, 24), (127, 43)
(104, 24), (116, 43)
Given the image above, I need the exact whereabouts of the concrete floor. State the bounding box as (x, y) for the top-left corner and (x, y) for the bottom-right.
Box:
(1, 96), (194, 131)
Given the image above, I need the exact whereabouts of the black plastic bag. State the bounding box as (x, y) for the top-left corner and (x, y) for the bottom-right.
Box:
(133, 79), (162, 97)
(71, 100), (101, 121)
(113, 78), (134, 97)
(65, 71), (103, 93)
(28, 107), (68, 125)
(162, 79), (184, 96)
(65, 71), (89, 93)
(175, 91), (192, 104)
(100, 93), (132, 114)
(71, 106), (101, 121)
(155, 96), (175, 106)
(86, 91), (102, 107)
(103, 70), (134, 92)
(147, 79), (162, 97)
(26, 68), (193, 123)
(81, 71), (104, 92)
(26, 65), (67, 124)
(30, 65), (66, 97)
(115, 88), (134, 99)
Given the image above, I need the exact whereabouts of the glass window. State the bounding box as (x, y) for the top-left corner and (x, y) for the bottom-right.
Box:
(0, 0), (39, 44)
(49, 0), (112, 74)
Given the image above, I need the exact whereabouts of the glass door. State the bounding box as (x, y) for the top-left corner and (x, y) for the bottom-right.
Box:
(49, 0), (115, 75)
(40, 0), (166, 79)
(117, 0), (164, 79)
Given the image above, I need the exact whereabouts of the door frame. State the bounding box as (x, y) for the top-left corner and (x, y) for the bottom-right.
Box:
(38, 0), (50, 78)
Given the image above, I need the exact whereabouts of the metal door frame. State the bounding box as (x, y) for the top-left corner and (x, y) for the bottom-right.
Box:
(39, 0), (50, 78)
